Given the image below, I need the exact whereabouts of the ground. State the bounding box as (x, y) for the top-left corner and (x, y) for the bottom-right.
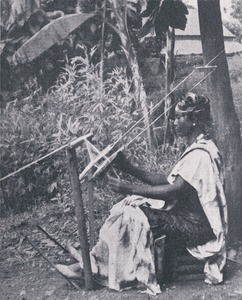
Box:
(1, 202), (242, 300)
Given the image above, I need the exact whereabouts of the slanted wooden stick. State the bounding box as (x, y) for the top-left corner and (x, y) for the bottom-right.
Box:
(23, 235), (81, 290)
(36, 225), (68, 253)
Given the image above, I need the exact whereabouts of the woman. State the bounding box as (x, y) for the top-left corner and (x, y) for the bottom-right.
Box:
(57, 93), (227, 294)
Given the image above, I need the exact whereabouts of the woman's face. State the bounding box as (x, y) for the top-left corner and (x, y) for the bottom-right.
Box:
(173, 113), (194, 137)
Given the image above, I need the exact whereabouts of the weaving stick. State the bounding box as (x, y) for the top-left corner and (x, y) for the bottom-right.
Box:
(23, 235), (81, 290)
(90, 146), (124, 180)
(36, 225), (69, 253)
(78, 144), (113, 180)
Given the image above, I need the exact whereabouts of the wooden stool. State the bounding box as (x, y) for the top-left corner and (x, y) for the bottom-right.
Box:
(154, 236), (205, 285)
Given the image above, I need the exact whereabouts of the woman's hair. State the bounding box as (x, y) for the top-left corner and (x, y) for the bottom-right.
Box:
(175, 92), (214, 138)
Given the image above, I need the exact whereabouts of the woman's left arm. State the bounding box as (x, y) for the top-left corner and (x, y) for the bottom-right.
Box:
(109, 175), (188, 200)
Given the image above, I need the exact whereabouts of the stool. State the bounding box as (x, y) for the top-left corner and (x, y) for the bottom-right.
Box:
(154, 236), (205, 285)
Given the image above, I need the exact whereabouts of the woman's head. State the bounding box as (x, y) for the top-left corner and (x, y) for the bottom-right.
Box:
(173, 92), (213, 138)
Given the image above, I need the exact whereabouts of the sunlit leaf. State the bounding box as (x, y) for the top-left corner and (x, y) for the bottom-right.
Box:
(13, 13), (95, 64)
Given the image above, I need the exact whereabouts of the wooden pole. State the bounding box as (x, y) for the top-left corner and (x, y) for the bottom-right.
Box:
(67, 147), (94, 290)
(24, 235), (81, 290)
(36, 225), (69, 253)
(87, 163), (95, 249)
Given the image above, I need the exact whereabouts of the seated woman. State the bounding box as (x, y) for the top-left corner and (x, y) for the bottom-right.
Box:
(56, 93), (227, 294)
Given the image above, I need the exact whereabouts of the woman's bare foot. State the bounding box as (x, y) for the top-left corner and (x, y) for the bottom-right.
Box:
(55, 263), (83, 279)
(67, 241), (84, 268)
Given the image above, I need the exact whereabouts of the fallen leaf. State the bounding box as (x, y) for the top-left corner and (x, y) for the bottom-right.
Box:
(45, 290), (54, 296)
(20, 290), (26, 296)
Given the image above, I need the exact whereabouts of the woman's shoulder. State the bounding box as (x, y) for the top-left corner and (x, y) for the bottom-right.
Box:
(186, 137), (219, 155)
(197, 138), (221, 158)
(181, 140), (212, 159)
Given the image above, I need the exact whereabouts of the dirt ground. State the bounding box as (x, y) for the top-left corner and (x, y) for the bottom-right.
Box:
(1, 256), (242, 300)
(1, 203), (242, 300)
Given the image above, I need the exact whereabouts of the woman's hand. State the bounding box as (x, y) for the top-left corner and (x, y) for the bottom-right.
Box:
(108, 176), (133, 195)
(112, 151), (132, 173)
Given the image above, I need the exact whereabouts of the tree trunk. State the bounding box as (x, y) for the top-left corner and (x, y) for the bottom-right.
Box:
(197, 0), (242, 244)
(110, 0), (154, 154)
(127, 48), (154, 153)
(165, 27), (175, 94)
(164, 27), (175, 146)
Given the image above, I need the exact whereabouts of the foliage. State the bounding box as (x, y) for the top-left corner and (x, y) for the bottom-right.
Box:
(12, 13), (95, 64)
(41, 0), (77, 14)
(1, 0), (189, 97)
(228, 0), (242, 42)
(224, 20), (242, 42)
(231, 0), (242, 23)
(0, 0), (50, 101)
(139, 0), (188, 39)
(228, 54), (242, 82)
(0, 48), (164, 213)
(1, 0), (42, 30)
(228, 54), (242, 129)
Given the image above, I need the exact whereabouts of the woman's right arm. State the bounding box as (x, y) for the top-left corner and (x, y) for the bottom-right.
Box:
(113, 152), (168, 186)
(127, 165), (168, 186)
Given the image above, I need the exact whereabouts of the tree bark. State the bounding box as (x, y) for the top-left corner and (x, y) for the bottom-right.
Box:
(197, 0), (242, 244)
(110, 0), (154, 154)
(164, 27), (175, 146)
(165, 27), (175, 94)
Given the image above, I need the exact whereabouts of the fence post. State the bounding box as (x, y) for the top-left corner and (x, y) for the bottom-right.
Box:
(67, 147), (94, 290)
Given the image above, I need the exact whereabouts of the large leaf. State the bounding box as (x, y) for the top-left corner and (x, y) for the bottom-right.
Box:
(2, 0), (41, 30)
(139, 0), (188, 38)
(12, 13), (95, 64)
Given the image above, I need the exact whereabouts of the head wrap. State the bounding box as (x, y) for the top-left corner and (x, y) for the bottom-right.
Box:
(175, 92), (210, 116)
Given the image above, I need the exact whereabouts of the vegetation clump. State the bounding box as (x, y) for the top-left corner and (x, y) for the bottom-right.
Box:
(1, 50), (174, 215)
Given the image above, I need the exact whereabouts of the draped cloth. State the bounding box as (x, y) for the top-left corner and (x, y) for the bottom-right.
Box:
(89, 197), (161, 295)
(167, 135), (228, 284)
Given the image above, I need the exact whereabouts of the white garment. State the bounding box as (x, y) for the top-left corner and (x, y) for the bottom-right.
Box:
(90, 197), (161, 295)
(167, 135), (228, 284)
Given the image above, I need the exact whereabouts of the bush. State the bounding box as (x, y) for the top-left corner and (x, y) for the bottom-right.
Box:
(1, 50), (173, 214)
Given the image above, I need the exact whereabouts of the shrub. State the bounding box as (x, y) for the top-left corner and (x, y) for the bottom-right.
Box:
(1, 50), (172, 214)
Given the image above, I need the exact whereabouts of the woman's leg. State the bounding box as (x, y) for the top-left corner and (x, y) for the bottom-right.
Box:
(140, 206), (215, 247)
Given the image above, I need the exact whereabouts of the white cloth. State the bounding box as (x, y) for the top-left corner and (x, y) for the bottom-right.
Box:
(90, 197), (161, 295)
(167, 135), (228, 284)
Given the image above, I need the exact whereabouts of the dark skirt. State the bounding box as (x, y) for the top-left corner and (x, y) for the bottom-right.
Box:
(140, 205), (216, 248)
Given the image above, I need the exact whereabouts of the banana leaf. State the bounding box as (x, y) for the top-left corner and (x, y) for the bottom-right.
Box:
(12, 12), (94, 64)
(2, 0), (41, 30)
